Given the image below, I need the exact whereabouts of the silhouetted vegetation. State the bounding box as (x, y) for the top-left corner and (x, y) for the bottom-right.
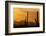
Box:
(14, 19), (39, 28)
(14, 11), (39, 28)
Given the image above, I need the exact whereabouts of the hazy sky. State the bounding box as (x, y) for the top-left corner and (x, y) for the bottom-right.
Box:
(13, 8), (39, 23)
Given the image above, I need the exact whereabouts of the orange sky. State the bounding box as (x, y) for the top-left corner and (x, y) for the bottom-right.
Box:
(13, 8), (39, 23)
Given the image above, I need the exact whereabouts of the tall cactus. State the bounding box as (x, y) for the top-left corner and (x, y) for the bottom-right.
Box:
(35, 11), (39, 26)
(24, 11), (29, 26)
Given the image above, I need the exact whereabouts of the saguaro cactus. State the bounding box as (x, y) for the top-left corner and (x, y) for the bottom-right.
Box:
(35, 11), (39, 27)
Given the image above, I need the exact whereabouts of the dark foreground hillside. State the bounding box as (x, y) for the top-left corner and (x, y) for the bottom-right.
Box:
(13, 20), (39, 28)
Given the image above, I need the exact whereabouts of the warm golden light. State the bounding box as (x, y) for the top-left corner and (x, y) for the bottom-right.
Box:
(13, 8), (39, 23)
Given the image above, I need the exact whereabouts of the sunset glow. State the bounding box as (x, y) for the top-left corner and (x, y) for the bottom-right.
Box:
(13, 8), (39, 23)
